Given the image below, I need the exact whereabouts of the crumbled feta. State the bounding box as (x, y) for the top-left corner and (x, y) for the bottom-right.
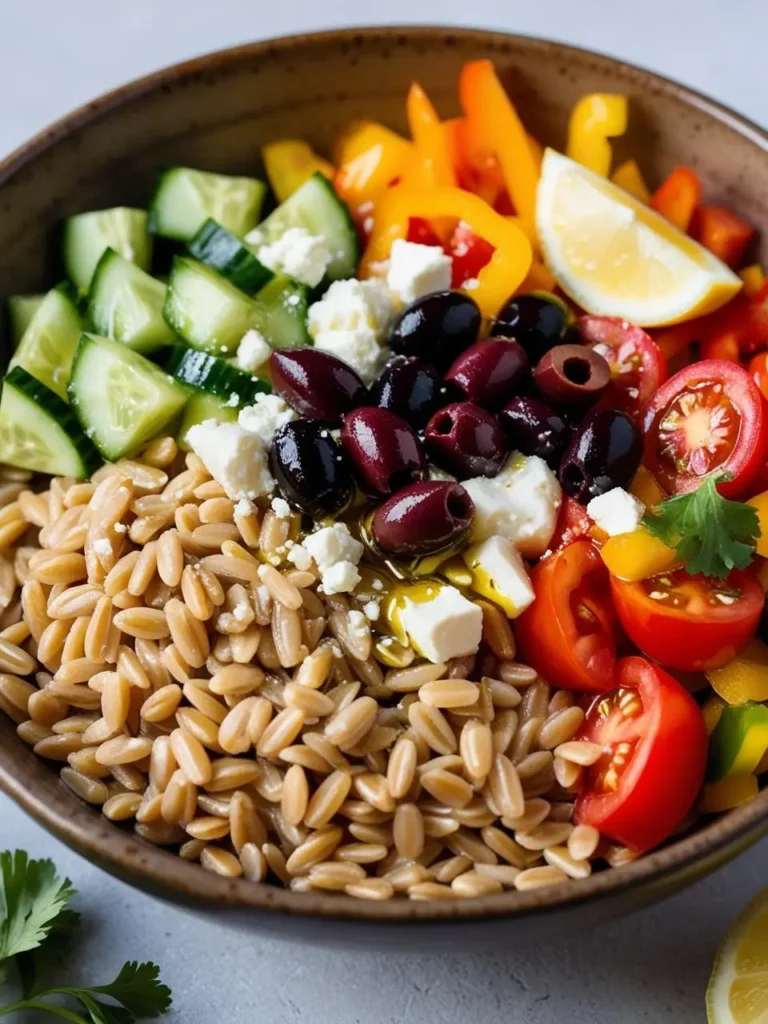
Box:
(463, 535), (535, 618)
(93, 538), (112, 556)
(186, 419), (274, 500)
(463, 454), (562, 558)
(256, 226), (331, 288)
(234, 498), (256, 519)
(313, 328), (387, 384)
(225, 392), (240, 408)
(238, 393), (296, 446)
(428, 464), (457, 482)
(363, 600), (380, 621)
(386, 239), (452, 305)
(371, 578), (384, 592)
(236, 329), (271, 373)
(233, 600), (253, 622)
(587, 488), (645, 537)
(271, 496), (292, 519)
(347, 610), (370, 639)
(462, 277), (480, 291)
(303, 523), (364, 595)
(287, 543), (312, 571)
(398, 584), (482, 663)
(307, 278), (397, 341)
(113, 522), (127, 534)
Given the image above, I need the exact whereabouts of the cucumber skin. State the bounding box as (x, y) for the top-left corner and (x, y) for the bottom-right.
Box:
(166, 346), (271, 405)
(148, 167), (267, 243)
(62, 208), (152, 292)
(188, 219), (274, 293)
(7, 295), (45, 349)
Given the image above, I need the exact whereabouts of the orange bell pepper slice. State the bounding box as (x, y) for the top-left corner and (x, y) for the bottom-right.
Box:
(444, 117), (504, 206)
(740, 264), (765, 298)
(458, 60), (539, 238)
(405, 83), (456, 189)
(566, 93), (628, 177)
(691, 204), (755, 268)
(611, 159), (651, 202)
(360, 186), (532, 319)
(650, 167), (701, 232)
(262, 141), (334, 204)
(334, 122), (415, 208)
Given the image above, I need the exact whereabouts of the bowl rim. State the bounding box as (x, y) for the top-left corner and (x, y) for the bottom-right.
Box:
(2, 24), (768, 924)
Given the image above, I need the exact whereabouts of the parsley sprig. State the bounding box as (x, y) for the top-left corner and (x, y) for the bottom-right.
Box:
(0, 850), (171, 1023)
(643, 473), (761, 579)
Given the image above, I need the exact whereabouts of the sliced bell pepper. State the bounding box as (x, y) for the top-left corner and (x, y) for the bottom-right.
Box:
(700, 773), (758, 812)
(444, 117), (505, 206)
(458, 60), (540, 238)
(566, 93), (628, 177)
(447, 221), (495, 287)
(704, 280), (768, 357)
(262, 140), (334, 204)
(706, 638), (768, 705)
(407, 217), (443, 247)
(650, 167), (702, 232)
(702, 693), (727, 735)
(747, 490), (768, 556)
(611, 159), (651, 202)
(740, 264), (766, 298)
(405, 82), (456, 189)
(334, 121), (415, 209)
(360, 186), (532, 318)
(692, 204), (755, 269)
(599, 526), (681, 582)
(518, 259), (558, 294)
(700, 332), (741, 362)
(630, 465), (666, 507)
(707, 702), (768, 782)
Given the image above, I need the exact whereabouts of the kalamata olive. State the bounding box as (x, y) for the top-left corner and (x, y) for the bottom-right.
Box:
(341, 407), (426, 497)
(534, 344), (611, 407)
(372, 481), (474, 557)
(444, 339), (530, 411)
(270, 420), (353, 518)
(424, 402), (507, 480)
(389, 291), (481, 370)
(370, 356), (446, 429)
(269, 348), (368, 423)
(499, 395), (570, 467)
(558, 408), (643, 502)
(491, 292), (570, 364)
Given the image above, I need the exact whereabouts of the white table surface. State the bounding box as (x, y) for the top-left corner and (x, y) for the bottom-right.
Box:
(1, 1), (766, 1020)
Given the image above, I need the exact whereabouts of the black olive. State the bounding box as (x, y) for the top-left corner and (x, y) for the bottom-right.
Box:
(534, 344), (612, 407)
(341, 406), (426, 497)
(389, 291), (481, 371)
(424, 402), (507, 479)
(499, 395), (570, 467)
(372, 481), (474, 557)
(444, 340), (530, 411)
(270, 420), (353, 518)
(559, 408), (643, 502)
(270, 348), (368, 423)
(370, 355), (445, 430)
(492, 292), (569, 364)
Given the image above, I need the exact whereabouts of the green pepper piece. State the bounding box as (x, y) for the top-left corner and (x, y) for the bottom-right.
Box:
(707, 701), (768, 782)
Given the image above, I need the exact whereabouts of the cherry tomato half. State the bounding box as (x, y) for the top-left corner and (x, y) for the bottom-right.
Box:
(447, 220), (495, 288)
(516, 540), (616, 692)
(749, 352), (768, 401)
(579, 316), (668, 420)
(575, 657), (708, 852)
(611, 568), (763, 672)
(643, 359), (768, 497)
(549, 497), (594, 552)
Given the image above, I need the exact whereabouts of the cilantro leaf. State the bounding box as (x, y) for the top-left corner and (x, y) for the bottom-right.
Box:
(89, 961), (172, 1018)
(643, 473), (760, 579)
(0, 850), (77, 963)
(16, 907), (81, 997)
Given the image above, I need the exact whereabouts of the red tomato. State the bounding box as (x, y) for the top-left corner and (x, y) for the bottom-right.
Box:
(575, 657), (708, 852)
(549, 497), (594, 551)
(447, 221), (495, 288)
(749, 352), (768, 401)
(517, 540), (616, 692)
(407, 217), (443, 247)
(643, 359), (768, 497)
(611, 568), (762, 671)
(579, 316), (668, 419)
(700, 332), (740, 363)
(705, 281), (768, 358)
(691, 204), (755, 269)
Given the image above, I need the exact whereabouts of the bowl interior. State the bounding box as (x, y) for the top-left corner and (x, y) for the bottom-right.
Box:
(1, 26), (767, 925)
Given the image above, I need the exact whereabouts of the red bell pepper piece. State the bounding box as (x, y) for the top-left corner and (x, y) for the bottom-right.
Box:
(692, 204), (755, 268)
(650, 167), (701, 232)
(447, 221), (495, 288)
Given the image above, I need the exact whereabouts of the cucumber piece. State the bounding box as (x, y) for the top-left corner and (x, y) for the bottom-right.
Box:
(0, 366), (100, 478)
(88, 249), (175, 354)
(177, 392), (238, 451)
(68, 333), (187, 460)
(256, 172), (358, 281)
(149, 167), (267, 243)
(62, 208), (152, 292)
(9, 283), (82, 399)
(188, 219), (273, 293)
(255, 275), (311, 349)
(166, 346), (271, 406)
(7, 295), (45, 348)
(163, 257), (266, 355)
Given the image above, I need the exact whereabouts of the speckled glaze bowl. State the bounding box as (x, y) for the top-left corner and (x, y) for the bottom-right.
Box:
(1, 27), (767, 949)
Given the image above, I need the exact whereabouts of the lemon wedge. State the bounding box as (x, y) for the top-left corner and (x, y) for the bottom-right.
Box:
(536, 148), (742, 325)
(707, 888), (768, 1023)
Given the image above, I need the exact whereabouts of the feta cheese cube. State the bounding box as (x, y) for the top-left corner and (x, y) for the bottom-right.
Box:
(303, 523), (364, 595)
(313, 327), (388, 384)
(363, 600), (380, 621)
(307, 278), (397, 341)
(463, 535), (535, 618)
(186, 419), (274, 500)
(256, 227), (331, 288)
(234, 498), (256, 519)
(387, 239), (453, 305)
(236, 329), (271, 373)
(238, 393), (296, 446)
(398, 584), (483, 663)
(463, 454), (562, 558)
(587, 488), (645, 537)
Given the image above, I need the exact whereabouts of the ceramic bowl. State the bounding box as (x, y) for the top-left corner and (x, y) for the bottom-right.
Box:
(1, 26), (767, 950)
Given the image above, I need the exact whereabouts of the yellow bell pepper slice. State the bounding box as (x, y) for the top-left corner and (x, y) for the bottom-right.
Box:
(707, 702), (768, 781)
(611, 159), (651, 202)
(405, 82), (456, 189)
(566, 93), (629, 177)
(334, 122), (415, 208)
(706, 639), (768, 705)
(630, 465), (666, 507)
(739, 263), (766, 298)
(599, 526), (681, 581)
(262, 140), (334, 205)
(747, 491), (768, 557)
(702, 693), (727, 735)
(700, 774), (758, 813)
(361, 186), (532, 319)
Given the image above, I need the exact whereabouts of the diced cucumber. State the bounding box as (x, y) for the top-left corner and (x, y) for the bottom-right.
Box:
(166, 346), (271, 406)
(163, 257), (266, 355)
(255, 275), (311, 349)
(148, 167), (267, 243)
(7, 295), (45, 349)
(177, 392), (239, 451)
(256, 172), (358, 281)
(62, 208), (152, 292)
(9, 283), (82, 399)
(188, 219), (273, 293)
(0, 366), (100, 478)
(68, 333), (187, 460)
(88, 249), (175, 354)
